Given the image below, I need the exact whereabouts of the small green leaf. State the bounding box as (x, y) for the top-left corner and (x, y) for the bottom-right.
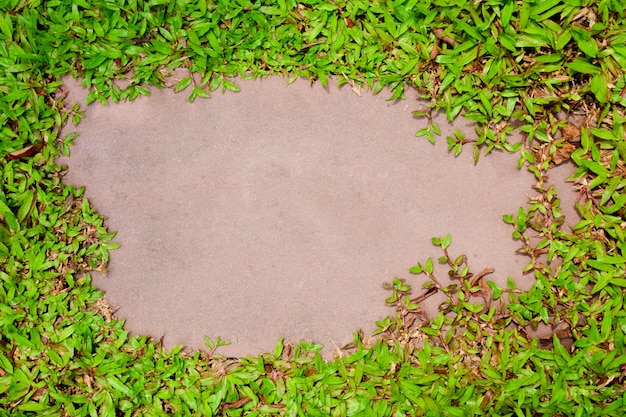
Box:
(507, 277), (516, 290)
(566, 58), (600, 74)
(420, 326), (440, 336)
(0, 199), (19, 232)
(17, 190), (35, 222)
(571, 27), (598, 58)
(590, 73), (609, 103)
(174, 76), (192, 92)
(441, 235), (451, 249)
(425, 258), (434, 275)
(189, 86), (210, 102)
(222, 79), (240, 92)
(487, 281), (503, 299)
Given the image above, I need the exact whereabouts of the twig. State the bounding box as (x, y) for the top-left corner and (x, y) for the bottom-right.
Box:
(300, 39), (325, 51)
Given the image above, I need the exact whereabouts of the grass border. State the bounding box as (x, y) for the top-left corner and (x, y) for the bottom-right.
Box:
(1, 0), (625, 415)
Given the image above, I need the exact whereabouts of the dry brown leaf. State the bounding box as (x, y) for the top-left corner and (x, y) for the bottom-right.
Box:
(83, 373), (93, 390)
(552, 142), (576, 165)
(221, 397), (251, 411)
(432, 28), (456, 46)
(479, 279), (492, 309)
(469, 268), (495, 287)
(430, 41), (439, 60)
(6, 143), (43, 160)
(561, 123), (581, 141)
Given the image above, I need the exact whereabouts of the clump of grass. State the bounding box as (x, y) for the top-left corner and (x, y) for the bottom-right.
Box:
(1, 0), (625, 415)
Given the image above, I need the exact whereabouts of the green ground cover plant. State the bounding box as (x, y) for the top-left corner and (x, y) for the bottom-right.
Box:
(1, 0), (625, 415)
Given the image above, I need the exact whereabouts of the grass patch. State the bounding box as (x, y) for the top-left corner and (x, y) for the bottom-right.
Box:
(1, 0), (625, 415)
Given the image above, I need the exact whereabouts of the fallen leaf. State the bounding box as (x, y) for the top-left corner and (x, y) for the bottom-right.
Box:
(430, 41), (439, 60)
(469, 268), (495, 287)
(83, 373), (93, 390)
(432, 28), (456, 46)
(479, 279), (492, 309)
(221, 397), (251, 411)
(561, 123), (581, 141)
(6, 143), (43, 160)
(552, 142), (576, 165)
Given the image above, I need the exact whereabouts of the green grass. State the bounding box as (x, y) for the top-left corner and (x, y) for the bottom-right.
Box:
(1, 0), (625, 415)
